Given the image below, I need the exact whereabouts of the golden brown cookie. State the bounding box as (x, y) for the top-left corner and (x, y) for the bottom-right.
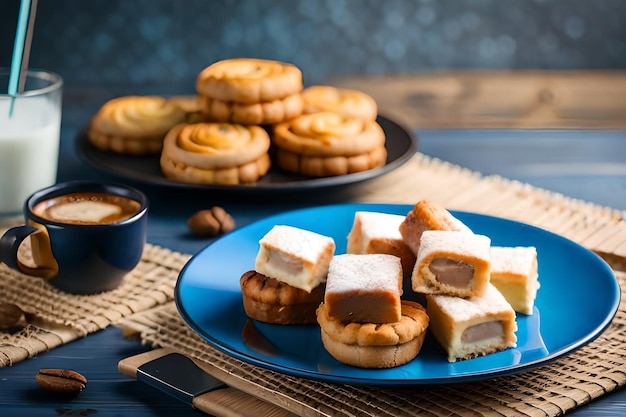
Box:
(88, 96), (188, 155)
(276, 146), (387, 177)
(302, 85), (378, 120)
(196, 58), (303, 104)
(273, 112), (387, 176)
(199, 92), (303, 125)
(166, 95), (209, 123)
(316, 300), (429, 368)
(240, 270), (325, 324)
(160, 123), (271, 185)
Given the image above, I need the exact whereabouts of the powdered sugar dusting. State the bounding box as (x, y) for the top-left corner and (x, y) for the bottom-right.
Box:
(418, 230), (491, 262)
(355, 211), (404, 240)
(430, 284), (512, 322)
(491, 246), (537, 275)
(326, 253), (401, 294)
(259, 225), (335, 263)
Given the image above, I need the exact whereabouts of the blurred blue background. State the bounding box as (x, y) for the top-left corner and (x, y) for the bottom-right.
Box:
(1, 0), (625, 212)
(1, 0), (625, 93)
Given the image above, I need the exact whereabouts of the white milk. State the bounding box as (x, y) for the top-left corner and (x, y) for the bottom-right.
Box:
(0, 96), (61, 215)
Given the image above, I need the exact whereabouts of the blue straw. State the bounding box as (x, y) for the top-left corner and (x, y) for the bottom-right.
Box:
(8, 0), (33, 117)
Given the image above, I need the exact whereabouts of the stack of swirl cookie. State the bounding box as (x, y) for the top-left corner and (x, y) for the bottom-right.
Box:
(195, 58), (387, 179)
(196, 58), (305, 125)
(87, 58), (387, 185)
(275, 85), (386, 177)
(160, 58), (305, 185)
(273, 109), (386, 177)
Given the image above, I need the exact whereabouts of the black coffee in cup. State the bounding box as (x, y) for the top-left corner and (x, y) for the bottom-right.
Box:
(32, 192), (141, 225)
(0, 181), (148, 294)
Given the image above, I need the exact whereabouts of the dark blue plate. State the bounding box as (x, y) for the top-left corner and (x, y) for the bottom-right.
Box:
(175, 203), (619, 385)
(77, 116), (417, 194)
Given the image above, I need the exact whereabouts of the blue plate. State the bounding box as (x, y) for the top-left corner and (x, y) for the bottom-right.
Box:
(175, 203), (619, 385)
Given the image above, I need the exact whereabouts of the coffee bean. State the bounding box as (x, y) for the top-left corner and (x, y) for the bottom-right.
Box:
(36, 369), (87, 395)
(188, 206), (235, 237)
(0, 302), (25, 327)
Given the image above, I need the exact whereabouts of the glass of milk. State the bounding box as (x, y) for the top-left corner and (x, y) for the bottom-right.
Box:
(0, 69), (63, 218)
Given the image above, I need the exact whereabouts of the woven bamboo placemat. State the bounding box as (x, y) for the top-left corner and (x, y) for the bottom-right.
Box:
(2, 152), (625, 413)
(118, 290), (626, 417)
(0, 243), (190, 367)
(115, 153), (626, 417)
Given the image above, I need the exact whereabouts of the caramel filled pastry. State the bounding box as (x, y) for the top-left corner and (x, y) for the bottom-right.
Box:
(199, 92), (303, 125)
(426, 284), (517, 362)
(196, 58), (303, 104)
(255, 225), (336, 293)
(302, 85), (378, 120)
(239, 270), (325, 324)
(399, 199), (472, 255)
(160, 123), (271, 185)
(346, 211), (416, 274)
(412, 230), (491, 298)
(273, 112), (387, 177)
(317, 300), (429, 368)
(489, 246), (539, 315)
(325, 254), (403, 324)
(88, 95), (188, 155)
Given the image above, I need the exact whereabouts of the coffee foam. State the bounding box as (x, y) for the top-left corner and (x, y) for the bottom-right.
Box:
(33, 192), (141, 225)
(47, 200), (123, 223)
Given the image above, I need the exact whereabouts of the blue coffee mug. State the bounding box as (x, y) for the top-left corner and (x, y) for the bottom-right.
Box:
(0, 180), (148, 294)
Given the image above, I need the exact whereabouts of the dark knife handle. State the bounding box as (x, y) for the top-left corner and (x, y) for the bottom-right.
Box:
(119, 348), (296, 417)
(137, 352), (227, 404)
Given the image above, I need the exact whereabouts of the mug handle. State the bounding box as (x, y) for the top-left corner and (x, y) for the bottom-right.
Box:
(0, 223), (58, 279)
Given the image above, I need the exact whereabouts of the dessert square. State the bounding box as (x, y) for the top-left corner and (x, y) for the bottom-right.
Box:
(489, 246), (539, 315)
(399, 199), (472, 255)
(254, 225), (335, 293)
(426, 283), (517, 362)
(346, 211), (416, 274)
(412, 230), (491, 298)
(324, 253), (403, 323)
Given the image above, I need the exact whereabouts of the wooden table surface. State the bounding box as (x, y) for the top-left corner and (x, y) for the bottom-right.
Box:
(335, 70), (626, 129)
(1, 71), (625, 416)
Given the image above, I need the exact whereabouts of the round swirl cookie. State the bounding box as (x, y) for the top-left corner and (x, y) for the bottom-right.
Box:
(88, 96), (188, 155)
(302, 85), (378, 121)
(160, 122), (271, 185)
(273, 112), (387, 177)
(197, 58), (303, 103)
(316, 300), (430, 368)
(196, 58), (304, 124)
(239, 270), (326, 324)
(199, 92), (303, 125)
